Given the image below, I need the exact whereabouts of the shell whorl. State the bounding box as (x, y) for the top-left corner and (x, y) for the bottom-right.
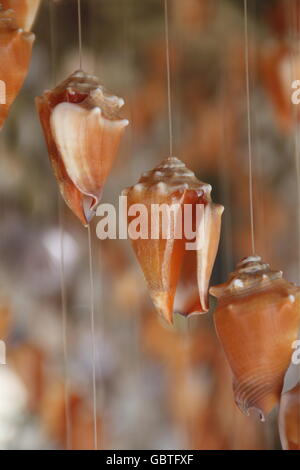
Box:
(43, 70), (128, 124)
(210, 255), (284, 298)
(123, 157), (212, 197)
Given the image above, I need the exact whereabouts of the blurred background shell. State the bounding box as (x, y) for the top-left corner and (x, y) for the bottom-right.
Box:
(0, 0), (300, 449)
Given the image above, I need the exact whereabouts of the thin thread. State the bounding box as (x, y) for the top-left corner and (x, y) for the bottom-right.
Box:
(87, 224), (98, 450)
(289, 3), (300, 448)
(50, 0), (72, 450)
(218, 79), (233, 275)
(291, 0), (300, 285)
(49, 0), (56, 84)
(244, 0), (255, 255)
(58, 200), (72, 450)
(164, 0), (173, 156)
(78, 0), (83, 69)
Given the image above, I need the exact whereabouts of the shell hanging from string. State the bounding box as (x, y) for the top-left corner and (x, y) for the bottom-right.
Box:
(36, 70), (129, 225)
(259, 42), (298, 134)
(210, 255), (300, 420)
(0, 5), (36, 129)
(279, 382), (300, 450)
(122, 157), (224, 324)
(259, 0), (300, 133)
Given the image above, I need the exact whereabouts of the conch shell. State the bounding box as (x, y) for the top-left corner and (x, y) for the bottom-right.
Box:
(0, 7), (35, 129)
(1, 0), (40, 30)
(210, 255), (300, 420)
(36, 70), (129, 225)
(279, 382), (300, 450)
(122, 157), (223, 323)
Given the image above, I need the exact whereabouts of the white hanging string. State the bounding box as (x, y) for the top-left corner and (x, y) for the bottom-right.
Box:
(87, 224), (98, 450)
(50, 0), (72, 450)
(290, 2), (300, 446)
(78, 0), (83, 69)
(49, 0), (72, 449)
(291, 0), (300, 284)
(164, 0), (173, 157)
(58, 201), (72, 450)
(76, 0), (98, 449)
(244, 0), (256, 255)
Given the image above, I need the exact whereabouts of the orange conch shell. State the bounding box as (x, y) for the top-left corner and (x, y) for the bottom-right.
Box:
(0, 7), (35, 129)
(279, 382), (300, 450)
(122, 157), (223, 323)
(36, 70), (129, 225)
(1, 0), (40, 30)
(210, 255), (300, 420)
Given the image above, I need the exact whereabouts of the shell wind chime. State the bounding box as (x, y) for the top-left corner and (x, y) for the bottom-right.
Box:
(279, 382), (300, 450)
(36, 70), (129, 225)
(210, 256), (300, 420)
(122, 157), (224, 324)
(0, 1), (39, 129)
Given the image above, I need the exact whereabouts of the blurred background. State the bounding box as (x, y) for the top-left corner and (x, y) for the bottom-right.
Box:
(0, 0), (300, 450)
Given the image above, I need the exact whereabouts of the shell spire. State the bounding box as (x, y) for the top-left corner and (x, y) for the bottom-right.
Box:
(122, 157), (224, 324)
(210, 256), (300, 420)
(36, 70), (129, 225)
(0, 6), (35, 129)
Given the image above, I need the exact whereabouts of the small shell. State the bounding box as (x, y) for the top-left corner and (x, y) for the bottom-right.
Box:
(210, 256), (300, 420)
(279, 382), (300, 450)
(122, 157), (223, 324)
(1, 0), (40, 30)
(0, 8), (35, 129)
(36, 70), (129, 225)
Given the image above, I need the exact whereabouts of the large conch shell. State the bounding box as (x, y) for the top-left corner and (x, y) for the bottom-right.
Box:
(279, 382), (300, 450)
(1, 0), (40, 30)
(210, 255), (300, 420)
(0, 7), (35, 129)
(36, 70), (129, 225)
(122, 157), (224, 323)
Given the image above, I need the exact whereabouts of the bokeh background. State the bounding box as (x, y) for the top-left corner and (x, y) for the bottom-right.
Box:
(0, 0), (300, 450)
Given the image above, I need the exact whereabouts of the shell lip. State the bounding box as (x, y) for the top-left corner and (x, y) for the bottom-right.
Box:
(82, 194), (101, 226)
(173, 304), (209, 318)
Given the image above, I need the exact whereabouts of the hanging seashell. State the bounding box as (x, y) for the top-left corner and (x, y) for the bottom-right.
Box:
(210, 256), (300, 420)
(259, 42), (295, 133)
(36, 70), (129, 225)
(0, 7), (35, 129)
(1, 0), (40, 31)
(279, 382), (300, 450)
(122, 157), (224, 323)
